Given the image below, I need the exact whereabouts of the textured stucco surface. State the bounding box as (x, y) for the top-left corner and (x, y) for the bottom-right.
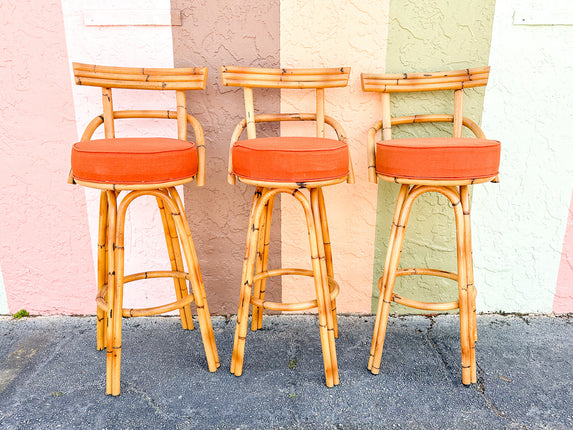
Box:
(476, 0), (573, 312)
(171, 0), (281, 314)
(372, 0), (496, 313)
(279, 0), (389, 313)
(0, 0), (95, 314)
(61, 0), (185, 312)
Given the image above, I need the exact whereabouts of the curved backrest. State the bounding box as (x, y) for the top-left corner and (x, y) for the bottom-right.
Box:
(220, 66), (353, 184)
(71, 63), (207, 185)
(361, 66), (489, 93)
(361, 66), (491, 183)
(221, 66), (350, 89)
(221, 66), (350, 140)
(73, 63), (208, 91)
(361, 66), (490, 140)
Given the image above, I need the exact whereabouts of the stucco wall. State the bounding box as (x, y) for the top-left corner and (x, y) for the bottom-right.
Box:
(0, 0), (572, 316)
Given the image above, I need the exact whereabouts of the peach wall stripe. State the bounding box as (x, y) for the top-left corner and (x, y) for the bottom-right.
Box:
(0, 0), (95, 314)
(280, 0), (389, 312)
(554, 190), (573, 314)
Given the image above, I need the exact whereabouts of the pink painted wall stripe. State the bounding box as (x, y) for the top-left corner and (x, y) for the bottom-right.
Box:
(0, 1), (95, 314)
(554, 190), (573, 314)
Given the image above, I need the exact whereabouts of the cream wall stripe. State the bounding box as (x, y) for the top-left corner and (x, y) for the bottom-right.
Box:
(61, 0), (181, 312)
(475, 0), (573, 312)
(280, 0), (389, 312)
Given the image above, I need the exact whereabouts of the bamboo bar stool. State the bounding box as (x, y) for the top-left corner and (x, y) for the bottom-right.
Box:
(69, 63), (220, 395)
(221, 66), (353, 387)
(362, 67), (500, 385)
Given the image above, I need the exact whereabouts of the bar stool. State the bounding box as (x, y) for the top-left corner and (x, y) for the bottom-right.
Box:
(221, 66), (353, 387)
(361, 67), (500, 384)
(70, 63), (220, 395)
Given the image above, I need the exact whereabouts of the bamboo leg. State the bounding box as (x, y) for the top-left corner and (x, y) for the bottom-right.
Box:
(317, 188), (338, 338)
(168, 187), (219, 370)
(97, 191), (108, 351)
(310, 188), (339, 386)
(231, 188), (266, 376)
(460, 185), (477, 383)
(157, 194), (194, 331)
(368, 184), (409, 370)
(452, 188), (472, 385)
(293, 189), (333, 386)
(252, 191), (274, 331)
(370, 186), (414, 375)
(105, 191), (121, 396)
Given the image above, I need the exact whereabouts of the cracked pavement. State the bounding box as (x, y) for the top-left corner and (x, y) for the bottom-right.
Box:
(0, 314), (571, 429)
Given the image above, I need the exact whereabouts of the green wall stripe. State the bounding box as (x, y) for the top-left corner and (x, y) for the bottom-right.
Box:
(372, 0), (497, 313)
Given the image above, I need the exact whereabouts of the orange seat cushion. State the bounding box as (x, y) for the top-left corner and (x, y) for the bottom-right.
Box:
(232, 137), (349, 183)
(376, 137), (500, 180)
(71, 138), (197, 184)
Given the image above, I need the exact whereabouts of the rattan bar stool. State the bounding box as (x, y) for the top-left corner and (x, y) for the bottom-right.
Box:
(69, 63), (220, 395)
(221, 66), (353, 387)
(362, 67), (500, 385)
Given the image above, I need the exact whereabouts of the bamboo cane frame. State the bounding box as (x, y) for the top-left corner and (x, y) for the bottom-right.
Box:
(230, 187), (339, 387)
(96, 192), (108, 351)
(368, 185), (476, 384)
(72, 64), (217, 396)
(73, 63), (208, 91)
(251, 191), (273, 331)
(363, 67), (496, 385)
(157, 195), (194, 330)
(222, 67), (350, 387)
(102, 187), (219, 395)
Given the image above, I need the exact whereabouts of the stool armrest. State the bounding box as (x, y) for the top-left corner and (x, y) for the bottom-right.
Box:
(227, 113), (354, 185)
(186, 113), (206, 186)
(70, 110), (207, 186)
(368, 121), (383, 184)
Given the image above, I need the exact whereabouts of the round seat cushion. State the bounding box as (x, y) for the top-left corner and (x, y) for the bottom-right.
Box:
(71, 138), (198, 184)
(376, 137), (500, 180)
(232, 137), (349, 183)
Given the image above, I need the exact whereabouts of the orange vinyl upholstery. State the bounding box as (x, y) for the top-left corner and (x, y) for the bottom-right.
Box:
(375, 137), (500, 181)
(71, 137), (198, 184)
(232, 137), (349, 183)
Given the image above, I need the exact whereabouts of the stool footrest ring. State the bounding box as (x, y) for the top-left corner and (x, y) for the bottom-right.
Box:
(251, 268), (339, 312)
(96, 269), (195, 317)
(392, 294), (459, 311)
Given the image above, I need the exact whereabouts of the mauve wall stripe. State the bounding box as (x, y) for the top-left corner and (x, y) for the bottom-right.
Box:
(170, 1), (281, 314)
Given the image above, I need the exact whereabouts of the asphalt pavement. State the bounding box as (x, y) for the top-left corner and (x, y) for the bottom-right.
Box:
(0, 313), (571, 429)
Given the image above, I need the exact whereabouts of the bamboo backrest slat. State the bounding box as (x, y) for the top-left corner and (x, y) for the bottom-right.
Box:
(221, 66), (350, 89)
(73, 63), (208, 90)
(361, 67), (489, 93)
